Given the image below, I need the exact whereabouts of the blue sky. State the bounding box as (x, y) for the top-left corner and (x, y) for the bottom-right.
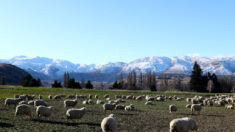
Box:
(0, 0), (234, 64)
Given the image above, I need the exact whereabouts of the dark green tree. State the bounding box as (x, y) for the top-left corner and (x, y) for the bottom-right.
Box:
(0, 76), (5, 85)
(85, 80), (93, 89)
(190, 62), (206, 92)
(66, 78), (81, 89)
(112, 81), (119, 89)
(52, 80), (62, 88)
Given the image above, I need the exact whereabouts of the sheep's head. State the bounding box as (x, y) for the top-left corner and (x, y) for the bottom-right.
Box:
(109, 114), (115, 117)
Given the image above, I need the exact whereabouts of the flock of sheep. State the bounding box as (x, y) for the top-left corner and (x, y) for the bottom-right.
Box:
(4, 93), (235, 132)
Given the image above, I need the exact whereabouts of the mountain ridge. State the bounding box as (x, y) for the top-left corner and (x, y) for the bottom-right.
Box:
(0, 55), (234, 81)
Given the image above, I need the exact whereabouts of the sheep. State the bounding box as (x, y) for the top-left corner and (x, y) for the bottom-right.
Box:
(83, 100), (89, 104)
(101, 114), (117, 132)
(97, 99), (105, 104)
(15, 104), (32, 118)
(185, 104), (191, 109)
(27, 95), (35, 100)
(145, 101), (153, 105)
(186, 98), (191, 103)
(103, 103), (116, 113)
(19, 95), (27, 100)
(28, 100), (35, 105)
(104, 94), (110, 98)
(18, 101), (28, 105)
(64, 99), (78, 108)
(66, 107), (87, 120)
(169, 104), (177, 113)
(170, 117), (198, 132)
(136, 96), (144, 101)
(225, 104), (234, 110)
(88, 99), (94, 104)
(48, 95), (53, 100)
(68, 95), (75, 99)
(115, 105), (125, 110)
(89, 94), (93, 99)
(39, 95), (43, 99)
(5, 98), (22, 106)
(15, 95), (20, 98)
(125, 104), (135, 111)
(54, 95), (62, 100)
(34, 100), (48, 107)
(115, 95), (121, 99)
(95, 95), (99, 99)
(191, 99), (199, 104)
(36, 106), (55, 118)
(191, 104), (202, 115)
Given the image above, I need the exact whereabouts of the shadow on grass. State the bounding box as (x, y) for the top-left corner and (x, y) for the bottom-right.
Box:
(179, 113), (225, 117)
(0, 117), (9, 120)
(0, 122), (14, 128)
(31, 119), (100, 126)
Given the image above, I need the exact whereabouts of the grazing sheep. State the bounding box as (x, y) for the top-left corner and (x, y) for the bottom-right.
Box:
(218, 100), (225, 106)
(225, 104), (234, 110)
(89, 94), (93, 99)
(54, 95), (62, 100)
(103, 103), (116, 113)
(48, 95), (53, 100)
(83, 100), (89, 104)
(88, 99), (94, 104)
(15, 104), (32, 118)
(15, 95), (20, 98)
(125, 104), (135, 111)
(68, 95), (75, 99)
(136, 96), (144, 101)
(28, 100), (35, 105)
(115, 105), (125, 110)
(185, 104), (191, 109)
(170, 117), (198, 132)
(5, 98), (22, 106)
(95, 95), (99, 99)
(66, 107), (87, 119)
(34, 100), (48, 107)
(115, 95), (121, 99)
(97, 99), (105, 104)
(39, 95), (43, 99)
(169, 104), (177, 113)
(19, 95), (27, 100)
(104, 94), (110, 98)
(36, 106), (55, 118)
(191, 104), (202, 115)
(64, 99), (78, 108)
(101, 114), (117, 132)
(27, 95), (35, 100)
(191, 99), (199, 104)
(145, 101), (153, 105)
(19, 101), (28, 105)
(186, 98), (191, 103)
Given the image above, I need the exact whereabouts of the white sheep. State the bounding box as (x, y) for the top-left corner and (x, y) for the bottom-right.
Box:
(225, 104), (234, 110)
(191, 104), (202, 115)
(48, 95), (53, 100)
(15, 104), (32, 118)
(125, 104), (135, 111)
(169, 104), (177, 113)
(115, 105), (125, 110)
(83, 100), (89, 104)
(5, 98), (22, 106)
(170, 117), (198, 132)
(97, 99), (105, 104)
(145, 101), (153, 105)
(185, 104), (191, 109)
(39, 95), (43, 99)
(104, 94), (110, 98)
(88, 99), (94, 104)
(95, 95), (99, 99)
(64, 99), (78, 108)
(101, 114), (117, 132)
(19, 101), (28, 105)
(28, 100), (35, 105)
(66, 107), (87, 119)
(36, 106), (55, 118)
(103, 103), (116, 113)
(34, 100), (48, 107)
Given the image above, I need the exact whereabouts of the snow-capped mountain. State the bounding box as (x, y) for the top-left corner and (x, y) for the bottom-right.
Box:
(0, 55), (234, 80)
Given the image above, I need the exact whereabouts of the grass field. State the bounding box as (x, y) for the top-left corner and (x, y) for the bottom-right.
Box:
(0, 86), (235, 132)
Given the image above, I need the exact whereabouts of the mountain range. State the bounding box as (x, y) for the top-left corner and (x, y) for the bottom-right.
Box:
(0, 55), (234, 82)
